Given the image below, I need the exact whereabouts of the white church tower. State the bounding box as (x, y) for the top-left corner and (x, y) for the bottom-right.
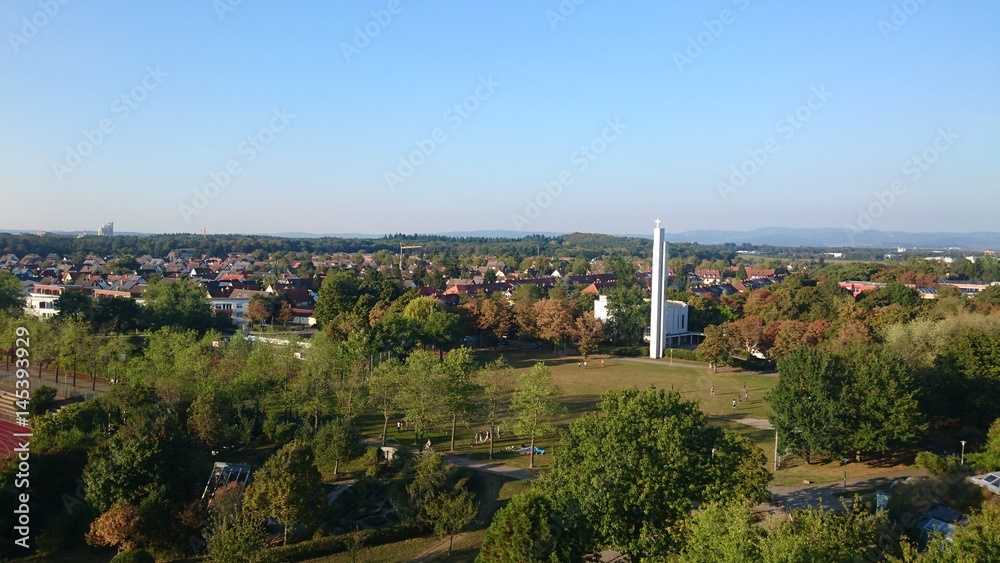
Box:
(649, 219), (669, 358)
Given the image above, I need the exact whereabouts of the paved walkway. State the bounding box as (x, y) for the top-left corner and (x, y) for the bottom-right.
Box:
(767, 468), (927, 510)
(733, 417), (774, 430)
(364, 439), (535, 481)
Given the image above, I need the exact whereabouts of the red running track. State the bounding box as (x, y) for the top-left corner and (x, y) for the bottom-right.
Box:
(0, 419), (31, 459)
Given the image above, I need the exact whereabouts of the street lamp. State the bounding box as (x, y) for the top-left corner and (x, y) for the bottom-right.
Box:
(842, 458), (850, 492)
(960, 440), (967, 466)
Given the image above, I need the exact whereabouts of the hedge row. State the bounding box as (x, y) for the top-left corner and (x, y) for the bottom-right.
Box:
(269, 522), (424, 562)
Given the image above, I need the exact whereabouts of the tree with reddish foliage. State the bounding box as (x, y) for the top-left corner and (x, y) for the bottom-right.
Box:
(573, 315), (605, 360)
(533, 298), (577, 354)
(86, 502), (141, 552)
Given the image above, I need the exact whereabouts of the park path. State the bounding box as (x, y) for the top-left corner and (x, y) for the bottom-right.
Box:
(767, 468), (927, 510)
(609, 355), (779, 375)
(364, 438), (535, 481)
(733, 417), (773, 430)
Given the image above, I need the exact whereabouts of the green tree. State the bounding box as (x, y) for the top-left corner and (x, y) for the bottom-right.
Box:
(331, 331), (371, 420)
(0, 270), (25, 316)
(510, 363), (564, 469)
(477, 489), (594, 563)
(975, 283), (1000, 309)
(313, 417), (363, 476)
(368, 359), (404, 447)
(107, 255), (140, 275)
(837, 346), (925, 460)
(767, 348), (846, 463)
(425, 489), (478, 557)
(243, 441), (323, 545)
(396, 351), (449, 446)
(442, 347), (482, 453)
(604, 284), (648, 345)
(56, 317), (94, 386)
(758, 504), (897, 562)
(28, 385), (57, 416)
(83, 408), (182, 513)
(314, 270), (361, 327)
(402, 296), (442, 324)
(92, 296), (145, 334)
(54, 290), (94, 322)
(477, 358), (516, 460)
(423, 310), (461, 358)
(679, 502), (763, 563)
(142, 277), (215, 333)
(546, 387), (770, 559)
(205, 513), (272, 563)
(187, 386), (238, 449)
(402, 453), (450, 524)
(769, 346), (924, 463)
(969, 418), (1000, 472)
(293, 331), (341, 429)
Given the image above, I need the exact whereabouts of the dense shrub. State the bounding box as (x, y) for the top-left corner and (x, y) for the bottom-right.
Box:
(110, 549), (156, 563)
(268, 522), (423, 561)
(609, 346), (644, 357)
(914, 451), (953, 476)
(29, 385), (58, 416)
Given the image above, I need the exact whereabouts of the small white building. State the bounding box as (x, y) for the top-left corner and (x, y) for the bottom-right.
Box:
(595, 295), (689, 337)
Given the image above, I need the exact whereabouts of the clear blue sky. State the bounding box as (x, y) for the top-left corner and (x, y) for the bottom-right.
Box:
(1, 0), (997, 236)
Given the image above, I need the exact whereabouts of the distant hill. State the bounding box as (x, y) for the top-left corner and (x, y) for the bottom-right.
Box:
(266, 228), (1000, 249)
(3, 227), (998, 250)
(639, 228), (1000, 249)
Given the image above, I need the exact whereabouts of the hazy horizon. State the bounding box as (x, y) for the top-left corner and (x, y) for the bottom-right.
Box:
(2, 1), (998, 236)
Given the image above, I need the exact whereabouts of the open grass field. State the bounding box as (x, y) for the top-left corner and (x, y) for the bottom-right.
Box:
(358, 348), (779, 472)
(356, 348), (918, 487)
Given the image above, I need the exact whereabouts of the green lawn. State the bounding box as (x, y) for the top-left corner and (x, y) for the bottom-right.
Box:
(358, 350), (778, 472)
(356, 349), (916, 487)
(314, 349), (921, 562)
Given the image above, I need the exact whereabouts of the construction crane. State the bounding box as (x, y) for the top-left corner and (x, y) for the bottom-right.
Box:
(399, 243), (422, 271)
